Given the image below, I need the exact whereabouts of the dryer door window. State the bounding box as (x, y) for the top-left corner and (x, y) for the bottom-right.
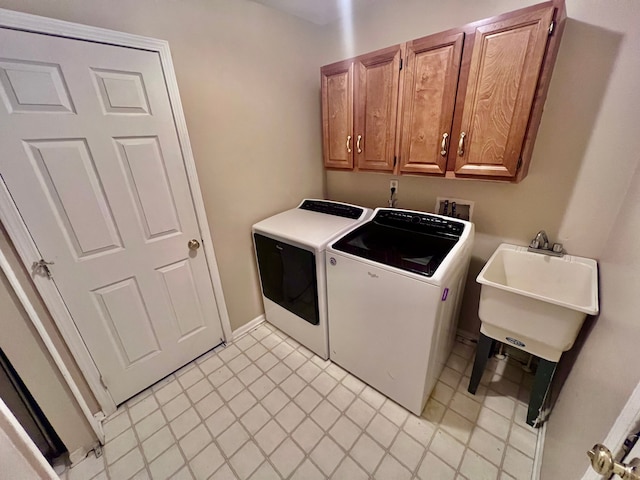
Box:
(254, 234), (319, 325)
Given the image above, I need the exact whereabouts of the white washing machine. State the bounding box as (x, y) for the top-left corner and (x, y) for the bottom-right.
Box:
(326, 208), (474, 415)
(252, 199), (371, 359)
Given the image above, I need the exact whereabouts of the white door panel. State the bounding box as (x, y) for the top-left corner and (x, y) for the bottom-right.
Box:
(0, 27), (223, 403)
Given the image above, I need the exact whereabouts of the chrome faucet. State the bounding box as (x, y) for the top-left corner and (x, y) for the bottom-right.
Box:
(528, 230), (565, 256)
(530, 230), (549, 250)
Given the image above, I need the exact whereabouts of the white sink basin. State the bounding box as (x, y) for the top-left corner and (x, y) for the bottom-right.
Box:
(477, 243), (599, 361)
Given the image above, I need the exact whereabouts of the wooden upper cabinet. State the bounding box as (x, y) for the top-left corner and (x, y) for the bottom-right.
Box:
(399, 32), (464, 175)
(453, 6), (555, 178)
(321, 61), (354, 169)
(320, 1), (565, 182)
(321, 45), (401, 172)
(354, 46), (402, 172)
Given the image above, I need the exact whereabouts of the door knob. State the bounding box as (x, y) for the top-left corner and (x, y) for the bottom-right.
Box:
(588, 444), (640, 480)
(188, 239), (200, 250)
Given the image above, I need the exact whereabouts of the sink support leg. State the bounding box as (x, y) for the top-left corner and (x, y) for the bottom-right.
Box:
(468, 333), (494, 394)
(527, 358), (557, 427)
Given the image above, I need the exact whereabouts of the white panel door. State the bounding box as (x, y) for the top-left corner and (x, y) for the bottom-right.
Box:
(0, 27), (224, 404)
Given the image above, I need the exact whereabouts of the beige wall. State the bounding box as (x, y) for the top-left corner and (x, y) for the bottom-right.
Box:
(543, 158), (640, 478)
(541, 3), (640, 475)
(0, 225), (96, 454)
(320, 0), (640, 478)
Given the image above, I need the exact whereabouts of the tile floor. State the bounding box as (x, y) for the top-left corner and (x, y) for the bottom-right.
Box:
(61, 323), (539, 480)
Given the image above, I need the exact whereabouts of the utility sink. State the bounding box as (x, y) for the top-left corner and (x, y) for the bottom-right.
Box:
(477, 243), (599, 361)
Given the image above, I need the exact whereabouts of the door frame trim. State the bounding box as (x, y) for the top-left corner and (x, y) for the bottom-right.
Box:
(0, 8), (233, 415)
(0, 397), (60, 478)
(0, 209), (105, 443)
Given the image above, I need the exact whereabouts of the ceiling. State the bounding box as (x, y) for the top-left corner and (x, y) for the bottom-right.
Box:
(250, 0), (376, 26)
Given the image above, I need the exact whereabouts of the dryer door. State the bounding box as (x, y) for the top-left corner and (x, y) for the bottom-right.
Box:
(254, 234), (319, 325)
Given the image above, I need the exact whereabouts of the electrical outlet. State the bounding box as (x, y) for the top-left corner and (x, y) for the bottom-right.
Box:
(390, 179), (399, 192)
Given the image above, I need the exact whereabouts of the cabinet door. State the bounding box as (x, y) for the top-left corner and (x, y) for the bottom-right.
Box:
(399, 32), (464, 175)
(354, 45), (402, 172)
(454, 7), (554, 178)
(321, 61), (354, 169)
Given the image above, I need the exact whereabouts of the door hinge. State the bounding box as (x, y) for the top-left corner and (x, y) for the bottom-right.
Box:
(32, 258), (54, 278)
(399, 58), (403, 71)
(548, 20), (555, 35)
(93, 444), (103, 458)
(517, 157), (523, 171)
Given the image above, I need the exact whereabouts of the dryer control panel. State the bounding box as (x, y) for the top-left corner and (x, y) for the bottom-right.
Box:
(299, 199), (364, 219)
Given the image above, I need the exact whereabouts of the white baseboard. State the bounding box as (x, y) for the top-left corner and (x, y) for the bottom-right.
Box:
(232, 315), (266, 342)
(532, 418), (547, 480)
(456, 328), (479, 343)
(93, 412), (105, 444)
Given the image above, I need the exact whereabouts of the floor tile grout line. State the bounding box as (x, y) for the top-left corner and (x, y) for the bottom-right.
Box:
(141, 377), (192, 479)
(289, 365), (373, 477)
(126, 353), (218, 478)
(136, 336), (384, 478)
(254, 330), (353, 478)
(437, 354), (476, 474)
(457, 351), (539, 479)
(116, 401), (152, 480)
(100, 415), (137, 470)
(177, 348), (254, 478)
(401, 355), (473, 479)
(331, 350), (463, 477)
(91, 324), (539, 480)
(254, 326), (335, 480)
(241, 325), (402, 478)
(439, 351), (514, 476)
(99, 335), (245, 480)
(179, 351), (263, 480)
(162, 363), (216, 479)
(457, 352), (509, 476)
(324, 379), (418, 477)
(201, 325), (332, 479)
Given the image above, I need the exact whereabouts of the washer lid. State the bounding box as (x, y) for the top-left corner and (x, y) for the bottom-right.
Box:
(253, 200), (370, 250)
(331, 208), (467, 277)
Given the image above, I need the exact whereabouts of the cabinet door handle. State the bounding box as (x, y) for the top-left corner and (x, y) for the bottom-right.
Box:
(440, 133), (449, 156)
(356, 134), (363, 154)
(346, 135), (352, 153)
(457, 132), (466, 156)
